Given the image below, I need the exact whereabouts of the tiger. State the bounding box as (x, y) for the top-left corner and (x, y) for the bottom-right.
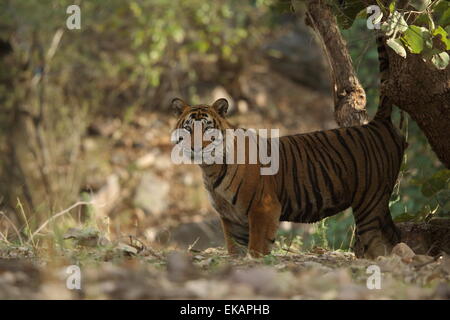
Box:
(170, 36), (406, 259)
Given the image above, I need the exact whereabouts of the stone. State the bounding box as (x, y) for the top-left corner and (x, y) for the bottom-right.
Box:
(133, 172), (169, 216)
(391, 242), (416, 264)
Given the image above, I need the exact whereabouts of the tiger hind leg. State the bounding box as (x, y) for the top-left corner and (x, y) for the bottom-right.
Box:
(352, 194), (401, 259)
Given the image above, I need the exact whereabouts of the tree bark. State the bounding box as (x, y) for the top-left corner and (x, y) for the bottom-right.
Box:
(302, 0), (450, 168)
(304, 0), (368, 127)
(385, 51), (450, 168)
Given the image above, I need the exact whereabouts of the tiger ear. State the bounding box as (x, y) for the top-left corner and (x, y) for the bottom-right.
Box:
(212, 98), (228, 117)
(171, 98), (189, 116)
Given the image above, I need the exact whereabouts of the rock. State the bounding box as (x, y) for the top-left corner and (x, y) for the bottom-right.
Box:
(136, 151), (172, 171)
(237, 100), (249, 113)
(135, 152), (157, 169)
(377, 255), (405, 273)
(133, 171), (170, 216)
(391, 242), (416, 264)
(92, 174), (120, 220)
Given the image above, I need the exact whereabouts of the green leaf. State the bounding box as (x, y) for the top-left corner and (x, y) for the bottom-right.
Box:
(421, 170), (450, 197)
(414, 12), (430, 26)
(389, 1), (396, 13)
(409, 0), (431, 11)
(422, 46), (441, 60)
(439, 7), (450, 27)
(431, 51), (449, 69)
(436, 1), (450, 27)
(402, 25), (427, 53)
(387, 38), (407, 58)
(433, 26), (450, 50)
(382, 11), (409, 37)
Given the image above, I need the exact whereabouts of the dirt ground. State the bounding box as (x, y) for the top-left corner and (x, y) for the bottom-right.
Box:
(1, 242), (449, 300)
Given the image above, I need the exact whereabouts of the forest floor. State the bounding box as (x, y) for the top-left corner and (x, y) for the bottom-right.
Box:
(1, 239), (449, 299)
(1, 107), (449, 300)
(1, 78), (449, 300)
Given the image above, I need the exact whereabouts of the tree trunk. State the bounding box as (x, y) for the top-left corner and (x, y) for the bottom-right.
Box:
(303, 0), (450, 168)
(385, 52), (450, 168)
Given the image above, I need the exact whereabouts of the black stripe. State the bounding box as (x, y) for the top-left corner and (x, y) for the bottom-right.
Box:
(333, 130), (359, 202)
(308, 134), (334, 173)
(224, 166), (239, 191)
(350, 127), (372, 210)
(231, 180), (243, 205)
(357, 225), (381, 236)
(314, 133), (345, 180)
(213, 163), (228, 189)
(245, 190), (257, 216)
(317, 131), (348, 173)
(305, 135), (334, 213)
(287, 137), (302, 211)
(355, 188), (390, 224)
(289, 136), (310, 218)
(364, 125), (384, 179)
(302, 139), (323, 220)
(279, 140), (292, 216)
(369, 122), (396, 179)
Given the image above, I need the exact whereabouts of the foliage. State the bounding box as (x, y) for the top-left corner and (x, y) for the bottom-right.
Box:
(332, 0), (450, 69)
(0, 0), (448, 252)
(0, 0), (276, 225)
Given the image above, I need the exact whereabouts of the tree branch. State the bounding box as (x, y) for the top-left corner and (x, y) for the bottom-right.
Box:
(304, 0), (368, 127)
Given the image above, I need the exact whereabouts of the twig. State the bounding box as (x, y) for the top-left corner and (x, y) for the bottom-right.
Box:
(188, 237), (200, 252)
(29, 201), (93, 241)
(283, 236), (295, 257)
(0, 230), (9, 244)
(17, 197), (35, 247)
(125, 235), (164, 259)
(413, 254), (441, 270)
(0, 211), (23, 244)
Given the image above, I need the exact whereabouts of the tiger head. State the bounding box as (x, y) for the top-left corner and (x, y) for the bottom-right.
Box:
(171, 98), (232, 161)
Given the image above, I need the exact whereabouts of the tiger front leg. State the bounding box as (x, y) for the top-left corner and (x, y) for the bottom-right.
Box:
(220, 218), (248, 256)
(247, 195), (281, 258)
